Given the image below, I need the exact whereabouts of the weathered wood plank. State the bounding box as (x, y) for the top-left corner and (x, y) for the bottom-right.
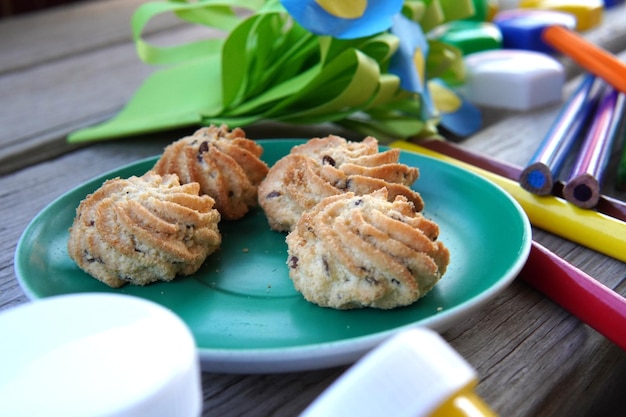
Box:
(448, 230), (626, 417)
(0, 0), (185, 75)
(0, 23), (217, 175)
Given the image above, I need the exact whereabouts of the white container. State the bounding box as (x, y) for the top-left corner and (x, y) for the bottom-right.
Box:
(0, 293), (201, 417)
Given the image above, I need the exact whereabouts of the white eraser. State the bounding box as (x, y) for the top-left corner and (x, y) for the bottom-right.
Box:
(460, 49), (565, 110)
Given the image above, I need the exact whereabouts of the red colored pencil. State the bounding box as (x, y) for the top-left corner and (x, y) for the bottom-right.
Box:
(522, 242), (626, 351)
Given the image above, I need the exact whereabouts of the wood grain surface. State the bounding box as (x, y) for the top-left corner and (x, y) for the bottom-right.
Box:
(1, 1), (625, 416)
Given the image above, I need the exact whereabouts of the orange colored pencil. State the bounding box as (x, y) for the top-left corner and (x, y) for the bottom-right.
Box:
(542, 26), (626, 94)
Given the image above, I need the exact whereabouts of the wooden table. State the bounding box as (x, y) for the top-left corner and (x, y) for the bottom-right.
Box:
(2, 1), (625, 415)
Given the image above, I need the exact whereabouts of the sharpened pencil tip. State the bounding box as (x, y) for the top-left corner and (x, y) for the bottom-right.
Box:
(527, 170), (546, 189)
(573, 184), (593, 202)
(520, 163), (553, 195)
(563, 173), (600, 209)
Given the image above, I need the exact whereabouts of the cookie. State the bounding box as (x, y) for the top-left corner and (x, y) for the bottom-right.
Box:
(258, 135), (423, 232)
(154, 125), (269, 220)
(67, 171), (221, 288)
(286, 189), (449, 309)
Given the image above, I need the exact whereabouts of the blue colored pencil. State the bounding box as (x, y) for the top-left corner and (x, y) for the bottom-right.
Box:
(519, 74), (601, 195)
(563, 86), (626, 208)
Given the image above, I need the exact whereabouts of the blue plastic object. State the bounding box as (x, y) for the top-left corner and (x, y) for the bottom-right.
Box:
(493, 9), (576, 54)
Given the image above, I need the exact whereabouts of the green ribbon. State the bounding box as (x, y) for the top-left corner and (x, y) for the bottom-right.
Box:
(68, 0), (470, 144)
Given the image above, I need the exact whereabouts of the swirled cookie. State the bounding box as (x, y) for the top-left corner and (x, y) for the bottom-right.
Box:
(68, 171), (222, 288)
(153, 125), (269, 220)
(286, 189), (449, 309)
(258, 135), (423, 231)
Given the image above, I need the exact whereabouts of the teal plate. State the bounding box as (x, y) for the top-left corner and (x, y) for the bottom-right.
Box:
(15, 139), (531, 373)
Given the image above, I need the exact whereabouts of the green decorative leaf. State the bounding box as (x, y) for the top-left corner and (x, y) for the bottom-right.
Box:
(364, 74), (402, 109)
(426, 40), (465, 85)
(268, 49), (382, 123)
(437, 0), (476, 22)
(221, 12), (317, 110)
(217, 65), (320, 118)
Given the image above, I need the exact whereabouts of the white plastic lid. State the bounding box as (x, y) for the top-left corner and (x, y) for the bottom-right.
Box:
(0, 293), (201, 417)
(301, 327), (483, 417)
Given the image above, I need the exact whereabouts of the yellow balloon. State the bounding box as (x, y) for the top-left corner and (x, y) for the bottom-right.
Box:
(315, 0), (368, 19)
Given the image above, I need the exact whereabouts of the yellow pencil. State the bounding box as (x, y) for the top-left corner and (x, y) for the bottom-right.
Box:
(392, 141), (626, 263)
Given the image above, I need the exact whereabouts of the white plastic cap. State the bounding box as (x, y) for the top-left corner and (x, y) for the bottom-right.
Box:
(301, 327), (485, 417)
(0, 293), (201, 417)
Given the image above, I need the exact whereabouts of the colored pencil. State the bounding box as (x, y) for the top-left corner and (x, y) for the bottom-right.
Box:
(391, 141), (626, 263)
(563, 88), (625, 208)
(417, 138), (626, 223)
(522, 241), (626, 351)
(617, 137), (626, 191)
(542, 25), (626, 95)
(392, 140), (626, 348)
(519, 74), (600, 195)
